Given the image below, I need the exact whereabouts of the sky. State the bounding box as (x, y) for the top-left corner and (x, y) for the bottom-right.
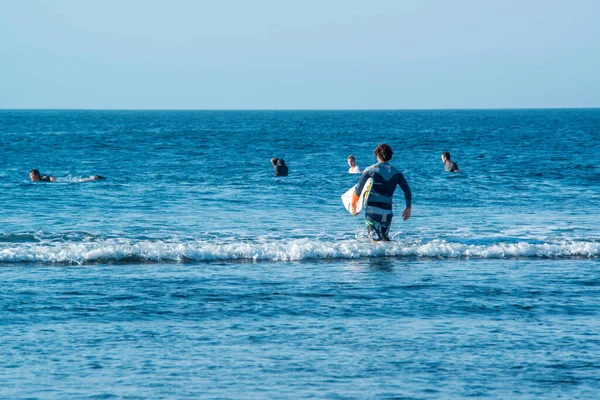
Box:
(1, 0), (599, 109)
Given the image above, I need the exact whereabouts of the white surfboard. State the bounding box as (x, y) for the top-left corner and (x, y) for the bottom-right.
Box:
(341, 178), (373, 215)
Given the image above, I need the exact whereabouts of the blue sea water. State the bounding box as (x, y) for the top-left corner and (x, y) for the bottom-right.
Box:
(0, 109), (599, 398)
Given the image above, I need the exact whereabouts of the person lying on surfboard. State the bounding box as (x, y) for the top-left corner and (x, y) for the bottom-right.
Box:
(29, 169), (105, 183)
(29, 169), (55, 182)
(351, 143), (411, 242)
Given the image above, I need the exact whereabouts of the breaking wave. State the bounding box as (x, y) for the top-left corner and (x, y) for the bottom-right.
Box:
(0, 237), (598, 264)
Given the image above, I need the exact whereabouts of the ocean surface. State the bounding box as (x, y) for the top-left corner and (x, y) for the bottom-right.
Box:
(1, 109), (599, 398)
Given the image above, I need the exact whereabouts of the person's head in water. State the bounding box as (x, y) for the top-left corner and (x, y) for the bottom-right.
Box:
(441, 151), (459, 172)
(29, 169), (41, 182)
(29, 169), (55, 182)
(270, 158), (288, 176)
(374, 144), (393, 162)
(347, 155), (357, 168)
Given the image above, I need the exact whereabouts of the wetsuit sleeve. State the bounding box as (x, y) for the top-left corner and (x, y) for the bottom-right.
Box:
(354, 171), (370, 196)
(397, 173), (412, 208)
(352, 170), (370, 209)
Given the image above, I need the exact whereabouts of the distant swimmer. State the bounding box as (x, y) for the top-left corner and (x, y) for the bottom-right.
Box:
(29, 169), (55, 182)
(347, 155), (361, 174)
(30, 170), (105, 182)
(270, 158), (288, 177)
(441, 152), (459, 172)
(81, 175), (106, 182)
(352, 144), (411, 242)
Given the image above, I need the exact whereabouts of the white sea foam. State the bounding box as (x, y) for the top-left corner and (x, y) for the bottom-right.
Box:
(0, 238), (598, 264)
(54, 175), (101, 183)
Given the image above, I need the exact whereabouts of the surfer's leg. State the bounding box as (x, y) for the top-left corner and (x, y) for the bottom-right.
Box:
(366, 206), (393, 242)
(381, 227), (390, 241)
(366, 218), (383, 242)
(380, 214), (393, 241)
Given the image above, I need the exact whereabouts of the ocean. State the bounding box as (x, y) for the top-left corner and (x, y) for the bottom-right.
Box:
(1, 109), (599, 398)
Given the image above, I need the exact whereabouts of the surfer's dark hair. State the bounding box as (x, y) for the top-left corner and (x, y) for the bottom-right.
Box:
(348, 155), (355, 160)
(442, 151), (451, 160)
(30, 169), (40, 177)
(374, 144), (393, 161)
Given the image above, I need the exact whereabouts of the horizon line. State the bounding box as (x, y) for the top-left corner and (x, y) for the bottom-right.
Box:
(1, 107), (599, 112)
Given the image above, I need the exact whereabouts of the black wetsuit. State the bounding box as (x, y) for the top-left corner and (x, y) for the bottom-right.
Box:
(354, 162), (412, 241)
(40, 176), (53, 182)
(274, 165), (288, 176)
(444, 161), (459, 172)
(272, 159), (288, 176)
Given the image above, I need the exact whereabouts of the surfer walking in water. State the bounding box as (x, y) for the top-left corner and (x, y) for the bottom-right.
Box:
(351, 144), (411, 242)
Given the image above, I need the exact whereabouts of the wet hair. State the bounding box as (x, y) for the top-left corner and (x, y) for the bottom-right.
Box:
(442, 151), (451, 161)
(30, 169), (41, 178)
(277, 158), (286, 166)
(348, 155), (355, 161)
(373, 144), (393, 161)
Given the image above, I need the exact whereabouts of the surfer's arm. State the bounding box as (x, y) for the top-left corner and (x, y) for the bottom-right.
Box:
(354, 172), (369, 196)
(397, 173), (412, 221)
(397, 173), (412, 208)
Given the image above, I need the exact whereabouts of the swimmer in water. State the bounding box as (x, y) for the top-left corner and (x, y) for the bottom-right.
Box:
(30, 170), (105, 182)
(441, 152), (459, 172)
(348, 155), (361, 174)
(29, 169), (55, 182)
(270, 158), (289, 176)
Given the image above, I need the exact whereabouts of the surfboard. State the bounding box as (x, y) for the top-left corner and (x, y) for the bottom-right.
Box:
(341, 178), (373, 215)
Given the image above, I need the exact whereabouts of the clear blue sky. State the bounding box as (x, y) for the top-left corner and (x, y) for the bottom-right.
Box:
(1, 0), (599, 109)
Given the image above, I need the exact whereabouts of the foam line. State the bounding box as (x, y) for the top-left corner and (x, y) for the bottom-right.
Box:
(0, 238), (598, 264)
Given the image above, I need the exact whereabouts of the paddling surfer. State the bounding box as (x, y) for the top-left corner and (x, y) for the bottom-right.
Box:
(29, 170), (105, 182)
(29, 169), (55, 182)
